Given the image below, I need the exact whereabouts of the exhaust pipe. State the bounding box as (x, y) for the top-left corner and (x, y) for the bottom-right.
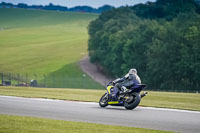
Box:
(141, 92), (148, 98)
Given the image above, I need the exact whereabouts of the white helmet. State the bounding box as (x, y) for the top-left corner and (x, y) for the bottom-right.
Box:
(129, 68), (137, 75)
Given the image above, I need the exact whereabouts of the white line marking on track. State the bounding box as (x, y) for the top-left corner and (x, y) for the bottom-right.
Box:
(138, 106), (200, 114)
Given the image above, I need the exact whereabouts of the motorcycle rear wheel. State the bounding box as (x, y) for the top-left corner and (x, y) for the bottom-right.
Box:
(124, 92), (141, 110)
(99, 93), (109, 107)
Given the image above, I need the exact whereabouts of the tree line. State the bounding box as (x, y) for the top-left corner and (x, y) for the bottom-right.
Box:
(88, 0), (200, 91)
(0, 2), (114, 13)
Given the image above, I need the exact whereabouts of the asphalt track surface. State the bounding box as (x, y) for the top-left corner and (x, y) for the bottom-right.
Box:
(0, 96), (200, 133)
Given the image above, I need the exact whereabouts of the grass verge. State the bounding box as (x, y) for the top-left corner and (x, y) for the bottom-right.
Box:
(0, 86), (199, 111)
(0, 114), (173, 133)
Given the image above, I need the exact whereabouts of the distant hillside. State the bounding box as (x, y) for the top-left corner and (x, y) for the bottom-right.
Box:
(0, 8), (98, 28)
(0, 2), (114, 13)
(0, 8), (102, 89)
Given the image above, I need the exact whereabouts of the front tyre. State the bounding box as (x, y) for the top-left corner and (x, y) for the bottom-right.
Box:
(124, 92), (141, 110)
(99, 93), (109, 107)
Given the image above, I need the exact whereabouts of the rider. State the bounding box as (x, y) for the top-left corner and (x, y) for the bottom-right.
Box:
(112, 68), (141, 92)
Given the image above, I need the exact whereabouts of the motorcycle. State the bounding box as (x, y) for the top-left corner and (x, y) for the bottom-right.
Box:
(99, 82), (147, 110)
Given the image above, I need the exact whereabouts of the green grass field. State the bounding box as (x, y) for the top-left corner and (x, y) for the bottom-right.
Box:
(0, 8), (102, 88)
(0, 115), (173, 133)
(0, 86), (199, 111)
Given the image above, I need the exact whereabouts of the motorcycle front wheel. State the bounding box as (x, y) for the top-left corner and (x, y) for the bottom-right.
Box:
(99, 93), (109, 107)
(124, 92), (141, 110)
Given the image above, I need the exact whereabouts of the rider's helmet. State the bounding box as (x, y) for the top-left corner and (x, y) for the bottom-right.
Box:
(129, 68), (137, 75)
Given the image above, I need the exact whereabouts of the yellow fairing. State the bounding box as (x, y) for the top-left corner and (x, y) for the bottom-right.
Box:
(107, 85), (113, 94)
(108, 101), (119, 104)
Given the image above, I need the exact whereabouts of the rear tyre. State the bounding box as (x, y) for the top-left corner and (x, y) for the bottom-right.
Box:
(99, 93), (109, 107)
(124, 92), (141, 110)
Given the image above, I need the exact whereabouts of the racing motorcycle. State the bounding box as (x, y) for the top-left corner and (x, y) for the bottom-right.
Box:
(99, 82), (147, 110)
